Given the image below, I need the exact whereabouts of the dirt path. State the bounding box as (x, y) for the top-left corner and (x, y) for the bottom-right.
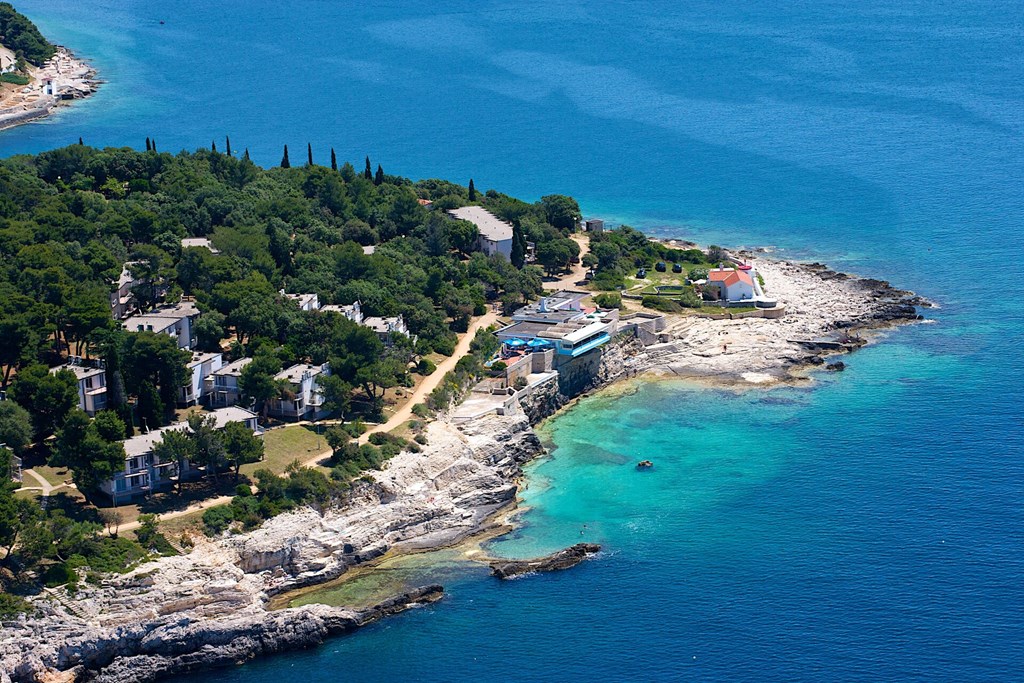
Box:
(111, 310), (504, 534)
(543, 233), (591, 291)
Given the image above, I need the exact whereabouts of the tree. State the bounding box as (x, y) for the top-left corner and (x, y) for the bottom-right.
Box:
(468, 178), (477, 201)
(540, 194), (581, 232)
(0, 401), (33, 455)
(10, 365), (79, 440)
(324, 425), (349, 458)
(53, 409), (127, 494)
(135, 513), (160, 548)
(536, 239), (574, 276)
(364, 156), (372, 180)
(239, 352), (282, 417)
(194, 311), (226, 352)
(356, 357), (406, 403)
(307, 142), (314, 166)
(225, 136), (232, 156)
(281, 145), (291, 168)
(221, 421), (264, 482)
(318, 374), (352, 418)
(145, 137), (151, 151)
(330, 148), (337, 171)
(374, 164), (384, 186)
(151, 428), (194, 493)
(187, 413), (226, 485)
(511, 223), (527, 268)
(121, 332), (190, 425)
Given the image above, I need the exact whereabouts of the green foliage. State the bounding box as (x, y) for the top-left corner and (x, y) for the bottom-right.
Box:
(0, 3), (56, 65)
(0, 400), (32, 454)
(593, 292), (622, 309)
(0, 72), (29, 85)
(641, 295), (683, 313)
(0, 592), (32, 617)
(10, 365), (79, 440)
(416, 358), (436, 375)
(53, 409), (126, 493)
(202, 505), (234, 536)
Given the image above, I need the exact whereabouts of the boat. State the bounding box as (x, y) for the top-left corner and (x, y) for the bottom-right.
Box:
(636, 460), (653, 469)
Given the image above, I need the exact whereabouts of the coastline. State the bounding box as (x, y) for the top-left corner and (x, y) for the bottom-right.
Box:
(0, 255), (930, 683)
(0, 46), (99, 132)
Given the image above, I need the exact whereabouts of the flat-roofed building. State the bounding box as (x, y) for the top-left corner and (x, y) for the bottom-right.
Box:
(50, 359), (107, 416)
(363, 315), (410, 347)
(180, 351), (223, 406)
(321, 300), (364, 324)
(281, 291), (320, 311)
(123, 301), (200, 349)
(209, 356), (252, 407)
(266, 363), (331, 420)
(181, 237), (220, 253)
(448, 206), (514, 259)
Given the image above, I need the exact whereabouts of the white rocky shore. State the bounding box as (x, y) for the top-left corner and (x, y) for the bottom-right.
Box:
(0, 258), (928, 682)
(0, 47), (99, 131)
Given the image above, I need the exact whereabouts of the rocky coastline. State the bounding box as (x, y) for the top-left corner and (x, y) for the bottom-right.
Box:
(0, 47), (99, 132)
(0, 256), (929, 682)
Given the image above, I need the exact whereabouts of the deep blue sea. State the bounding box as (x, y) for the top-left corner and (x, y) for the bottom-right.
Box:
(5, 1), (1023, 680)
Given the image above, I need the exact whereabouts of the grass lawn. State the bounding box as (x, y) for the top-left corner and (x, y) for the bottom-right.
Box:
(242, 424), (324, 477)
(30, 465), (73, 488)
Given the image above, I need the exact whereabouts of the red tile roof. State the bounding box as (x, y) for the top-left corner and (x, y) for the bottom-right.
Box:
(709, 269), (753, 287)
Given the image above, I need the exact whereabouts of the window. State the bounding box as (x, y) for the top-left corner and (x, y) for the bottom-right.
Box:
(85, 377), (93, 389)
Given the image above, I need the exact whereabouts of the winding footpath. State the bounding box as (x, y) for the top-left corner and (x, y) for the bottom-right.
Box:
(111, 309), (502, 533)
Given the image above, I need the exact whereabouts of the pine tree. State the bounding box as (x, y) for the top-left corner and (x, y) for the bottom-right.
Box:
(307, 142), (313, 166)
(212, 140), (217, 152)
(364, 156), (373, 180)
(281, 145), (291, 168)
(330, 148), (337, 171)
(243, 148), (250, 161)
(145, 137), (151, 151)
(374, 164), (384, 185)
(225, 136), (232, 156)
(468, 178), (477, 201)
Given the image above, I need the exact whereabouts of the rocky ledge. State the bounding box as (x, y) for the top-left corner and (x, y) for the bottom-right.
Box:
(489, 544), (602, 579)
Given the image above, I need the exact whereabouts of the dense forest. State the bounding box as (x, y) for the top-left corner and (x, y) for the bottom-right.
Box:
(0, 3), (55, 67)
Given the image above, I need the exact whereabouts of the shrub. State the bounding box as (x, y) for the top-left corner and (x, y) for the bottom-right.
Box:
(513, 376), (528, 390)
(676, 288), (702, 308)
(0, 73), (30, 86)
(414, 433), (428, 445)
(0, 593), (31, 618)
(641, 295), (682, 313)
(416, 358), (436, 375)
(43, 562), (77, 588)
(689, 267), (709, 281)
(202, 505), (235, 536)
(406, 441), (421, 453)
(368, 432), (388, 446)
(591, 271), (624, 291)
(412, 403), (431, 419)
(594, 292), (622, 309)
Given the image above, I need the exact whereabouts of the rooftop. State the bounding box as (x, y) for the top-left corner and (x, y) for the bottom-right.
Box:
(123, 301), (200, 331)
(275, 363), (325, 384)
(188, 351), (222, 367)
(207, 406), (258, 429)
(212, 356), (252, 377)
(50, 362), (104, 380)
(709, 268), (754, 287)
(448, 206), (514, 243)
(496, 321), (557, 340)
(181, 237), (220, 253)
(363, 316), (402, 333)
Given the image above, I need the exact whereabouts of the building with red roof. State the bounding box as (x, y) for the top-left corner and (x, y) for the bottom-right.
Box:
(707, 268), (756, 302)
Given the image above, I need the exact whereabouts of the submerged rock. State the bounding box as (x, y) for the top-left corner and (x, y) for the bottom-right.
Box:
(489, 543), (601, 579)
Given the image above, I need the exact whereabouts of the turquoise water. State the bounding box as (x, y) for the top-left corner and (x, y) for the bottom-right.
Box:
(4, 1), (1023, 680)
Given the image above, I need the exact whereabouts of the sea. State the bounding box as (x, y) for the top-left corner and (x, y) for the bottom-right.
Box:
(4, 1), (1023, 680)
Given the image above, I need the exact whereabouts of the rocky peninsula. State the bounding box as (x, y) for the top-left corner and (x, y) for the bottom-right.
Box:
(0, 46), (98, 131)
(0, 256), (929, 682)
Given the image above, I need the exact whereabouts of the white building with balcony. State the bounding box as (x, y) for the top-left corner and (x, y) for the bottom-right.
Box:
(266, 363), (330, 420)
(180, 351), (224, 406)
(123, 301), (200, 350)
(208, 357), (253, 407)
(50, 359), (107, 416)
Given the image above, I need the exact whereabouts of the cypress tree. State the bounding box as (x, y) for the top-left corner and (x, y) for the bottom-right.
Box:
(225, 136), (232, 156)
(212, 140), (217, 152)
(78, 137), (83, 145)
(145, 137), (151, 151)
(364, 156), (372, 180)
(243, 148), (250, 161)
(281, 145), (291, 168)
(307, 142), (313, 167)
(511, 224), (527, 268)
(468, 178), (477, 201)
(152, 140), (157, 152)
(374, 164), (384, 186)
(330, 148), (337, 171)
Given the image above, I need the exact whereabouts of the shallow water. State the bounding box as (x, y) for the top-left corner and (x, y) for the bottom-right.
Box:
(4, 0), (1023, 680)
